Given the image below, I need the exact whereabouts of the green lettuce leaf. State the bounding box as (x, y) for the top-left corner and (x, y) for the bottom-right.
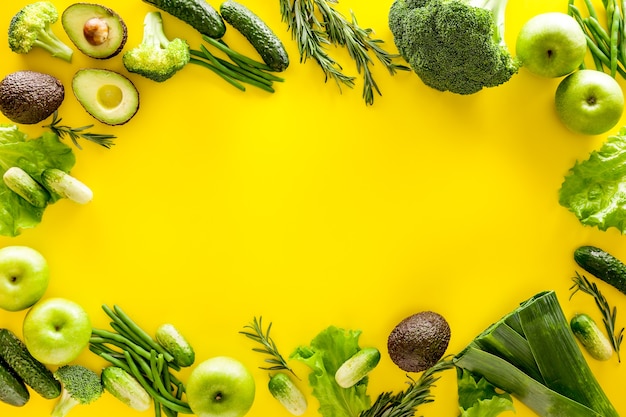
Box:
(0, 125), (75, 236)
(291, 326), (371, 417)
(457, 369), (514, 417)
(559, 127), (626, 233)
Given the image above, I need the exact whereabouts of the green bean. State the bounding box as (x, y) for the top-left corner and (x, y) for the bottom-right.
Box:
(190, 53), (247, 91)
(584, 0), (600, 21)
(586, 16), (611, 50)
(150, 351), (189, 407)
(203, 35), (273, 71)
(608, 0), (620, 76)
(98, 352), (132, 374)
(113, 305), (175, 363)
(154, 401), (162, 417)
(91, 329), (152, 361)
(622, 0), (626, 63)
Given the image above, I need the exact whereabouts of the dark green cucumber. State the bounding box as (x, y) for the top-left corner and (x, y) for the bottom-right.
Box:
(0, 358), (29, 406)
(574, 246), (626, 294)
(219, 0), (289, 72)
(142, 0), (226, 39)
(0, 329), (61, 399)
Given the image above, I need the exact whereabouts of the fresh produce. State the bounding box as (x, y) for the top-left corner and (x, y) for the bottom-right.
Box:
(219, 1), (289, 72)
(123, 11), (190, 82)
(570, 313), (614, 361)
(388, 0), (519, 95)
(8, 1), (74, 62)
(574, 245), (626, 294)
(3, 167), (50, 208)
(155, 323), (195, 367)
(101, 366), (151, 412)
(267, 373), (307, 416)
(279, 0), (408, 104)
(0, 328), (61, 399)
(41, 168), (92, 204)
(555, 69), (624, 135)
(456, 369), (514, 416)
(142, 0), (226, 39)
(454, 290), (619, 417)
(559, 127), (626, 232)
(186, 356), (256, 417)
(22, 298), (92, 366)
(0, 246), (49, 312)
(334, 347), (380, 389)
(0, 70), (64, 124)
(72, 68), (140, 125)
(0, 358), (30, 407)
(387, 311), (451, 373)
(516, 12), (587, 78)
(61, 2), (127, 59)
(51, 365), (103, 417)
(43, 111), (116, 149)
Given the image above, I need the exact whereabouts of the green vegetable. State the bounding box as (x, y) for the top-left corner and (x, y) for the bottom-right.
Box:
(574, 245), (626, 293)
(141, 0), (226, 39)
(388, 0), (519, 95)
(41, 168), (92, 204)
(454, 291), (619, 417)
(101, 366), (151, 411)
(3, 166), (50, 208)
(219, 1), (289, 72)
(51, 365), (103, 417)
(0, 328), (61, 399)
(456, 368), (514, 417)
(334, 347), (380, 389)
(155, 324), (195, 367)
(268, 372), (308, 416)
(43, 111), (117, 149)
(8, 1), (74, 62)
(240, 316), (297, 376)
(0, 358), (29, 407)
(123, 11), (190, 82)
(559, 127), (626, 233)
(570, 313), (614, 361)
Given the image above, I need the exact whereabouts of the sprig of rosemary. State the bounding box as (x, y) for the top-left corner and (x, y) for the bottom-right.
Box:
(42, 111), (116, 149)
(570, 271), (624, 362)
(240, 317), (298, 378)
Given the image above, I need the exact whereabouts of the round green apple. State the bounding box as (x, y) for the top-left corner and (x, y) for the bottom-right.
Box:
(516, 12), (587, 78)
(0, 245), (50, 311)
(555, 69), (624, 135)
(186, 356), (256, 417)
(22, 297), (92, 366)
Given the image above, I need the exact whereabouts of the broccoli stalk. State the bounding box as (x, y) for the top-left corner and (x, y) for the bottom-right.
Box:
(51, 365), (103, 417)
(122, 11), (191, 82)
(8, 1), (73, 62)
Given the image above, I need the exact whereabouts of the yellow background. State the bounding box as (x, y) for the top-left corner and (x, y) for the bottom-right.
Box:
(1, 0), (625, 416)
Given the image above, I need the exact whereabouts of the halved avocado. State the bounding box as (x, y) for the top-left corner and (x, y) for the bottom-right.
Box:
(72, 68), (139, 125)
(62, 3), (127, 59)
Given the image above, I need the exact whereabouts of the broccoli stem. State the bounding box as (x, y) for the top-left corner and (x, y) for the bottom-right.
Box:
(34, 27), (73, 62)
(469, 0), (509, 46)
(51, 389), (80, 417)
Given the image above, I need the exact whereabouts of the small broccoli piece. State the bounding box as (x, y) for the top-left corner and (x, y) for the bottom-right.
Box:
(51, 365), (103, 417)
(8, 1), (74, 62)
(123, 11), (191, 82)
(388, 0), (520, 95)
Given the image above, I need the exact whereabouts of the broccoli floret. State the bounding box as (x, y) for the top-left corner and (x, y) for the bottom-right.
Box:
(123, 11), (190, 82)
(8, 1), (73, 62)
(388, 0), (520, 95)
(51, 365), (103, 417)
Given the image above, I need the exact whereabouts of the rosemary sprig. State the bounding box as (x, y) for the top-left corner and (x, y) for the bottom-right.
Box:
(240, 317), (297, 378)
(570, 271), (624, 362)
(42, 111), (116, 149)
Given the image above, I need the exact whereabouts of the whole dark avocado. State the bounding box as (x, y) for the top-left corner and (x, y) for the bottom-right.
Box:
(387, 310), (451, 372)
(0, 71), (65, 124)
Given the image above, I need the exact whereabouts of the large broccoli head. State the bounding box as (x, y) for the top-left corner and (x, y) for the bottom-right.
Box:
(389, 0), (519, 95)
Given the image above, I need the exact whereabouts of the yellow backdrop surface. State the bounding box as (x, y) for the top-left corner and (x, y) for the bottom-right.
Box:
(1, 0), (625, 416)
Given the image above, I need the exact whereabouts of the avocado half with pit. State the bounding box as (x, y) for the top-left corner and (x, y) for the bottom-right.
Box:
(72, 68), (139, 125)
(62, 3), (127, 59)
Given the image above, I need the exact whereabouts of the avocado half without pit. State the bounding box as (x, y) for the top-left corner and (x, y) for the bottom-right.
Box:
(0, 70), (64, 124)
(62, 3), (127, 59)
(72, 68), (139, 125)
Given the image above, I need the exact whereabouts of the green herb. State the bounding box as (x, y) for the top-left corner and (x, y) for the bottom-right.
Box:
(570, 271), (624, 362)
(43, 111), (116, 149)
(240, 317), (297, 377)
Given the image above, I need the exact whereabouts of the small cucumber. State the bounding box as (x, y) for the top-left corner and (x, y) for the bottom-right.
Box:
(574, 245), (626, 294)
(0, 328), (61, 399)
(0, 358), (29, 407)
(3, 167), (49, 208)
(219, 0), (289, 72)
(335, 347), (380, 388)
(155, 323), (195, 367)
(142, 0), (226, 39)
(102, 366), (151, 411)
(268, 372), (307, 416)
(570, 313), (613, 361)
(41, 169), (93, 205)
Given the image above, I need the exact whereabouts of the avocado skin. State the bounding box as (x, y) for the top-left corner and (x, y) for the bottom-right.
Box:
(0, 71), (64, 124)
(387, 311), (451, 372)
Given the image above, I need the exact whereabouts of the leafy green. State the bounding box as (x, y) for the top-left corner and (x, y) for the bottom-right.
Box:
(559, 127), (626, 233)
(457, 368), (514, 417)
(291, 326), (371, 417)
(0, 125), (75, 236)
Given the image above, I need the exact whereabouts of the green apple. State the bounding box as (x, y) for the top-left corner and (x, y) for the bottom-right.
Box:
(186, 356), (255, 417)
(555, 69), (624, 135)
(516, 12), (587, 78)
(22, 297), (91, 366)
(0, 245), (50, 311)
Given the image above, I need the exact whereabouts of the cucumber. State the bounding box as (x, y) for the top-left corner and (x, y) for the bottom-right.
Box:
(268, 372), (307, 416)
(0, 358), (29, 407)
(155, 323), (195, 367)
(570, 313), (613, 361)
(334, 347), (380, 388)
(219, 0), (289, 72)
(41, 169), (93, 205)
(142, 0), (226, 39)
(3, 166), (49, 208)
(0, 329), (61, 399)
(574, 245), (626, 294)
(102, 366), (151, 411)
